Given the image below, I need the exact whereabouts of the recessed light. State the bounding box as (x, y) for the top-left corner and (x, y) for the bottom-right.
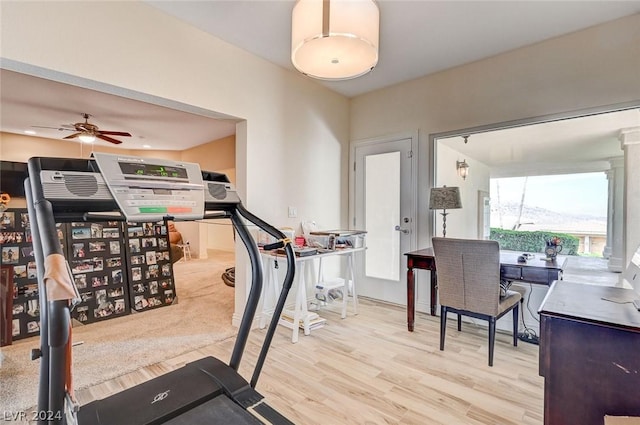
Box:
(142, 144), (151, 149)
(24, 130), (36, 135)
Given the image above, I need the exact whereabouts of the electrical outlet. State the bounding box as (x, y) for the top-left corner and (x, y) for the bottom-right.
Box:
(288, 206), (297, 218)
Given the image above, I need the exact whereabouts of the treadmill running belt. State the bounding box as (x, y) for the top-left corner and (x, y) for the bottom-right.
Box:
(77, 357), (227, 424)
(164, 396), (263, 424)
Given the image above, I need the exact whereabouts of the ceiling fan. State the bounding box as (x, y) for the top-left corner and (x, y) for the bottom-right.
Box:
(34, 113), (131, 145)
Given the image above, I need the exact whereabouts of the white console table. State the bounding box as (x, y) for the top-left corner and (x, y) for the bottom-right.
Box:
(260, 247), (365, 343)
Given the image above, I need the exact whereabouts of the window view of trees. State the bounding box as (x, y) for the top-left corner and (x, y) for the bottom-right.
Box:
(490, 173), (607, 256)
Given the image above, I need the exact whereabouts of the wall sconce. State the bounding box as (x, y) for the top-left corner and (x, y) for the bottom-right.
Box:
(456, 160), (469, 180)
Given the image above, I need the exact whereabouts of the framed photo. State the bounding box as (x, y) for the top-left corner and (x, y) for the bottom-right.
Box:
(20, 212), (30, 228)
(132, 267), (142, 281)
(109, 241), (121, 255)
(142, 237), (157, 248)
(114, 299), (126, 313)
(112, 269), (123, 285)
(21, 246), (34, 257)
(128, 226), (144, 238)
(13, 265), (27, 279)
(90, 223), (103, 239)
(146, 251), (157, 265)
(73, 243), (86, 258)
(164, 290), (174, 304)
(2, 246), (19, 264)
(106, 257), (122, 268)
(103, 228), (120, 238)
(92, 257), (104, 272)
(0, 211), (15, 229)
(27, 320), (40, 333)
(131, 255), (144, 265)
(74, 274), (87, 289)
(76, 306), (89, 322)
(129, 239), (140, 253)
(71, 227), (90, 240)
(108, 286), (124, 298)
(71, 259), (93, 274)
(89, 241), (106, 252)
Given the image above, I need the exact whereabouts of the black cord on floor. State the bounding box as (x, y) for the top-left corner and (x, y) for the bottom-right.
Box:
(519, 283), (539, 343)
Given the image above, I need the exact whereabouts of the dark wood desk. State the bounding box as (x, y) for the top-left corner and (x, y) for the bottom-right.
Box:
(539, 281), (640, 425)
(405, 248), (566, 331)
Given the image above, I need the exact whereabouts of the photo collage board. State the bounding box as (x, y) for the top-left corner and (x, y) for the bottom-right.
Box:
(1, 208), (66, 341)
(124, 221), (176, 312)
(69, 220), (130, 324)
(0, 209), (177, 344)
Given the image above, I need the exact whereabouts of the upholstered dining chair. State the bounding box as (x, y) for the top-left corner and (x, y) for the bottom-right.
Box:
(432, 237), (521, 366)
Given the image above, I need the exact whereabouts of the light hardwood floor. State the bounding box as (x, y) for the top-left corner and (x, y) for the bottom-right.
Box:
(76, 294), (544, 425)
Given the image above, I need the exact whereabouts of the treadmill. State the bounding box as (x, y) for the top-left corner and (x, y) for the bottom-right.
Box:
(25, 153), (296, 424)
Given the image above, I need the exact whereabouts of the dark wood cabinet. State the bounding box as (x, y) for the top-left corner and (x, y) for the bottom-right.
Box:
(1, 265), (13, 346)
(539, 281), (640, 425)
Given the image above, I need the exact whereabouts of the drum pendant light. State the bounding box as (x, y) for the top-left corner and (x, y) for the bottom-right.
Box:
(291, 0), (380, 80)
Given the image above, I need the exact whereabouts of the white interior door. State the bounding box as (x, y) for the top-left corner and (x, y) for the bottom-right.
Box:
(353, 136), (415, 305)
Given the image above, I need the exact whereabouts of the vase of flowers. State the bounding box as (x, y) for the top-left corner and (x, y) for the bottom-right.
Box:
(545, 237), (563, 260)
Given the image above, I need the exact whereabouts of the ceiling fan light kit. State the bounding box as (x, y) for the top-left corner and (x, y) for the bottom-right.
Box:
(78, 133), (96, 143)
(291, 0), (379, 81)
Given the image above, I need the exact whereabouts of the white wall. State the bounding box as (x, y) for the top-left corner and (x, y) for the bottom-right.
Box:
(1, 1), (350, 324)
(434, 143), (491, 241)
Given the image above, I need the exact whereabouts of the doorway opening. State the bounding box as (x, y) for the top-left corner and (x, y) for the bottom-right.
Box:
(432, 106), (639, 283)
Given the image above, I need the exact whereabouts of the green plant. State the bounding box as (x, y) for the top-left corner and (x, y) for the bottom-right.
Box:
(489, 228), (579, 255)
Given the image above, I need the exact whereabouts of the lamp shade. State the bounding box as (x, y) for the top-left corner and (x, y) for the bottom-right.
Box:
(429, 187), (462, 210)
(291, 0), (379, 80)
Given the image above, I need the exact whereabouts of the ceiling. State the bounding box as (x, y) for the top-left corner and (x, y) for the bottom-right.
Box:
(146, 0), (640, 98)
(1, 1), (639, 168)
(438, 108), (640, 178)
(0, 69), (238, 152)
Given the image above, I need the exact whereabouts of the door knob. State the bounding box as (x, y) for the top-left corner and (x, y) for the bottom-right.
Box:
(394, 225), (409, 234)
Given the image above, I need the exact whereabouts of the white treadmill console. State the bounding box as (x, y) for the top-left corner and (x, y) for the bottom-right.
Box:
(92, 152), (205, 222)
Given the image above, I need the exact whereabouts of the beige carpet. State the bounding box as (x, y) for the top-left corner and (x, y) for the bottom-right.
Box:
(0, 252), (236, 414)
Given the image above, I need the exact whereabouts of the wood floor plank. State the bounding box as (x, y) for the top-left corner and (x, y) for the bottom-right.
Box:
(69, 259), (543, 425)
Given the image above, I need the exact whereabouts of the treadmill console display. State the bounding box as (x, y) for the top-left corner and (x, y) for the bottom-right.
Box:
(119, 162), (189, 179)
(92, 152), (205, 222)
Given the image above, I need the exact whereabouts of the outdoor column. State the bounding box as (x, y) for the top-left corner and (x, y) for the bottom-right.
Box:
(605, 157), (624, 272)
(620, 127), (640, 271)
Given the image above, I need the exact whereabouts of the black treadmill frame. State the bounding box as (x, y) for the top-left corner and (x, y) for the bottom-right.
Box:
(25, 156), (296, 424)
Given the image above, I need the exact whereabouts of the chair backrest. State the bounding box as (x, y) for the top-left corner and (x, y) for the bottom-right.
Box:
(432, 237), (501, 316)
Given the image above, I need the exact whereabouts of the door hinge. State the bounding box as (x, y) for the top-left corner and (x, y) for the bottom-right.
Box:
(408, 150), (413, 158)
(353, 161), (356, 172)
(353, 217), (356, 226)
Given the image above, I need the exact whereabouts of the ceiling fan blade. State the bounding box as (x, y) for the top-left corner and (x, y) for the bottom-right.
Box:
(96, 134), (123, 145)
(63, 133), (81, 140)
(31, 126), (73, 131)
(98, 131), (131, 137)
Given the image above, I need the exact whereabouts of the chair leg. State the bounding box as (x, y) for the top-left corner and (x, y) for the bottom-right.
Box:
(513, 303), (519, 347)
(488, 317), (496, 367)
(440, 305), (447, 351)
(457, 314), (462, 331)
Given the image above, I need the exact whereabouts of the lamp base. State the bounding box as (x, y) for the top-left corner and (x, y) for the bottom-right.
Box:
(440, 210), (449, 237)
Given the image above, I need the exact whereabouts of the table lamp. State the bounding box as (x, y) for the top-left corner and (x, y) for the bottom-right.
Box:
(429, 186), (462, 237)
